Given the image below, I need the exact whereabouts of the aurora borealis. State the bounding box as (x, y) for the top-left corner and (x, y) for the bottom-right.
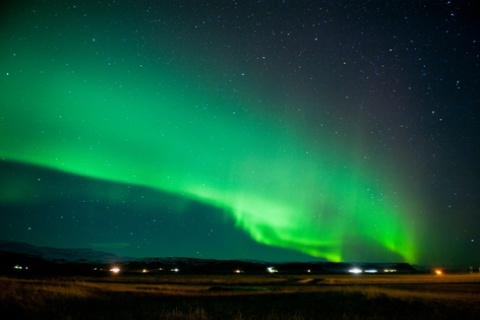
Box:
(1, 1), (479, 266)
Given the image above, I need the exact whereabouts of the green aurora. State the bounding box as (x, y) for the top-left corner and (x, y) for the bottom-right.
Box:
(0, 3), (419, 262)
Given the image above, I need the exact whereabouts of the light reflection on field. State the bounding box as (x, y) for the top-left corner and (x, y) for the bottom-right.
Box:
(4, 273), (480, 296)
(2, 274), (480, 319)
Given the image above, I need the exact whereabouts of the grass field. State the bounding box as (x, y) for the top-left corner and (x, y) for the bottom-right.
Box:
(1, 273), (480, 319)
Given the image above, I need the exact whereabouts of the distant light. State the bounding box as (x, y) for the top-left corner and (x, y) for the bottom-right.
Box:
(13, 265), (23, 270)
(348, 268), (362, 274)
(383, 269), (397, 273)
(142, 269), (148, 273)
(364, 269), (378, 273)
(171, 268), (179, 272)
(110, 267), (120, 274)
(267, 266), (278, 273)
(435, 269), (443, 275)
(307, 269), (311, 273)
(234, 269), (244, 274)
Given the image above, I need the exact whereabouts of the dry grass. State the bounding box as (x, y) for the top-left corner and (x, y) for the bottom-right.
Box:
(1, 273), (480, 319)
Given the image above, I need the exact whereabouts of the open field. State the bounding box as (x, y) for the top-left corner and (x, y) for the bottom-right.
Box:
(1, 273), (480, 319)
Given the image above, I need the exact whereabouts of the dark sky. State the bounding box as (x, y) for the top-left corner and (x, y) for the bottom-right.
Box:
(0, 1), (479, 266)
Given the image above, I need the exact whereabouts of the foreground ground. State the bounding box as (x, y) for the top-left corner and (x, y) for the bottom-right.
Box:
(1, 273), (480, 319)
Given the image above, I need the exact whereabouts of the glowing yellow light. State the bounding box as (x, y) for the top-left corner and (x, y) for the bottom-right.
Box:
(110, 267), (120, 274)
(435, 269), (443, 275)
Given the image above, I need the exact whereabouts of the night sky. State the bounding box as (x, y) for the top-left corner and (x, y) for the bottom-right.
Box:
(1, 1), (479, 266)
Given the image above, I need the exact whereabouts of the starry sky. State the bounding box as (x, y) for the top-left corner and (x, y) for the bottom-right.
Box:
(0, 1), (479, 266)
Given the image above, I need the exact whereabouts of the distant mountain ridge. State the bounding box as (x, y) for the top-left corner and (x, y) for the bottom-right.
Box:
(0, 240), (122, 264)
(0, 240), (421, 275)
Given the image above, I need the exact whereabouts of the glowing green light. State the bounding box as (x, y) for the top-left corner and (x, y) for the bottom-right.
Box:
(0, 64), (417, 262)
(0, 9), (418, 262)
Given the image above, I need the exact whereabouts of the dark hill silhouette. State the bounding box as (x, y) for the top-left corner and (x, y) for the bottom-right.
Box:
(0, 241), (420, 275)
